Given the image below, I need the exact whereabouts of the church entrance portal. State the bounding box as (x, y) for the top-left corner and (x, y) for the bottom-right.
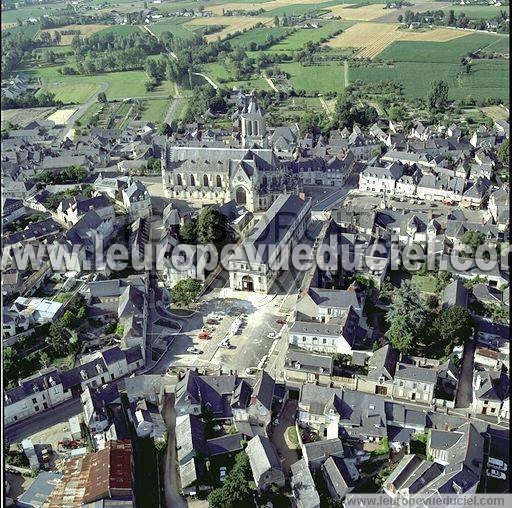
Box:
(242, 275), (254, 291)
(235, 187), (247, 205)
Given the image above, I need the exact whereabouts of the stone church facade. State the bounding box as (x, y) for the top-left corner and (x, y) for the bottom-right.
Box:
(161, 95), (298, 212)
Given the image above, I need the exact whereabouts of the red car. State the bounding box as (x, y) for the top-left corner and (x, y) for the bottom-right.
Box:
(276, 319), (287, 325)
(198, 331), (211, 340)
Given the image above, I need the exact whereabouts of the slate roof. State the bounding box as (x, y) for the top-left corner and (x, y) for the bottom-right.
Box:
(394, 363), (438, 384)
(175, 414), (207, 464)
(303, 438), (344, 463)
(442, 279), (469, 308)
(229, 194), (311, 264)
(322, 455), (358, 500)
(246, 435), (282, 483)
(366, 344), (398, 380)
(290, 459), (320, 508)
(206, 433), (244, 456)
(285, 348), (334, 375)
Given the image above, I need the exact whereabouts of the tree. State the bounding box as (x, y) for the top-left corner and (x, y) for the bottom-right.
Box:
(431, 306), (473, 356)
(434, 271), (452, 293)
(97, 91), (107, 103)
(385, 281), (430, 353)
(39, 351), (51, 368)
(274, 16), (280, 27)
(46, 322), (70, 356)
(497, 138), (509, 166)
(386, 314), (416, 354)
(171, 278), (201, 306)
(196, 207), (228, 245)
(427, 80), (449, 113)
(61, 310), (76, 328)
(460, 230), (486, 257)
(179, 219), (197, 244)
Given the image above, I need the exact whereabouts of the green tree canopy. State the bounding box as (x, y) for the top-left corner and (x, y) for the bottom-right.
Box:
(430, 306), (474, 356)
(196, 206), (228, 245)
(171, 278), (201, 306)
(427, 80), (449, 113)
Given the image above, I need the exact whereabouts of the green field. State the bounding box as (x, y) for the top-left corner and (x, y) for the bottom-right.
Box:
(440, 5), (509, 20)
(378, 33), (510, 63)
(140, 98), (170, 123)
(148, 18), (199, 40)
(29, 64), (174, 103)
(349, 59), (509, 102)
(265, 1), (339, 17)
(96, 25), (143, 37)
(280, 62), (345, 93)
(267, 20), (355, 51)
(1, 2), (66, 23)
(228, 26), (294, 48)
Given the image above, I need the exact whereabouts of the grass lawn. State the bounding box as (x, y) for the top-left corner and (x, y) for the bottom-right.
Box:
(280, 61), (345, 93)
(411, 274), (437, 294)
(78, 101), (103, 127)
(140, 98), (170, 123)
(285, 426), (300, 447)
(200, 62), (272, 91)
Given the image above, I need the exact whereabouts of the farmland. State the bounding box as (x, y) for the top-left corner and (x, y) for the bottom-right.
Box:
(185, 15), (273, 42)
(39, 24), (110, 45)
(440, 5), (510, 20)
(228, 26), (294, 48)
(280, 62), (346, 94)
(147, 18), (200, 40)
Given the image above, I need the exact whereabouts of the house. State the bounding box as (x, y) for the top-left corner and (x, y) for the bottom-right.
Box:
(176, 414), (207, 466)
(322, 455), (359, 502)
(383, 453), (479, 498)
(356, 344), (398, 396)
(302, 438), (345, 472)
(16, 471), (63, 508)
(284, 348), (334, 387)
(472, 368), (509, 416)
(57, 194), (115, 226)
(228, 194), (312, 293)
(392, 363), (438, 404)
(246, 435), (285, 491)
(81, 383), (121, 435)
(122, 179), (152, 221)
(10, 297), (63, 325)
(442, 278), (469, 309)
(359, 162), (404, 195)
(45, 440), (134, 506)
(290, 459), (320, 508)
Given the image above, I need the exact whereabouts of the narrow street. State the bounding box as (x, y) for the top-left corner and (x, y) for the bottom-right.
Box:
(270, 400), (299, 475)
(455, 335), (476, 409)
(162, 394), (186, 508)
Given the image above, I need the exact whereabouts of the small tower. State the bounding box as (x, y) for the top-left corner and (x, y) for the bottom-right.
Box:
(240, 92), (267, 149)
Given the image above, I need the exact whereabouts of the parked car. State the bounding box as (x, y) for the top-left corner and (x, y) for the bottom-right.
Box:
(487, 468), (506, 480)
(219, 466), (227, 483)
(198, 332), (211, 340)
(488, 457), (508, 472)
(220, 340), (231, 349)
(206, 318), (218, 325)
(245, 367), (259, 376)
(267, 332), (278, 339)
(276, 319), (287, 325)
(186, 347), (202, 355)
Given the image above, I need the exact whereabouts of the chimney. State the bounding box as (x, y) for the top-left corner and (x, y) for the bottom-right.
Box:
(474, 374), (482, 390)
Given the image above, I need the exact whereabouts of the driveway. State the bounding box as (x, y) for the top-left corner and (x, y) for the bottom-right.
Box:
(270, 399), (300, 475)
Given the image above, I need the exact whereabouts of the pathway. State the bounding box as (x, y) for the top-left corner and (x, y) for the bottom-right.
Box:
(263, 74), (278, 92)
(192, 72), (219, 90)
(344, 60), (349, 88)
(165, 94), (185, 125)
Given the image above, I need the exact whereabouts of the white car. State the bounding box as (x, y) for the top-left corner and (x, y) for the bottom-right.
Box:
(267, 332), (278, 339)
(487, 468), (506, 480)
(220, 340), (231, 348)
(186, 346), (201, 355)
(219, 466), (227, 483)
(488, 457), (508, 472)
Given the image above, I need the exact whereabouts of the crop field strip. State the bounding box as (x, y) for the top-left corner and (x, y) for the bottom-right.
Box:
(39, 24), (110, 45)
(327, 23), (472, 59)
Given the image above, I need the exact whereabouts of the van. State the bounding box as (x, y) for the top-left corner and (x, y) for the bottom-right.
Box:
(488, 457), (507, 472)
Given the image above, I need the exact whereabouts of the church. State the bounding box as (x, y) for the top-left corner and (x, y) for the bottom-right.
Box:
(161, 93), (299, 212)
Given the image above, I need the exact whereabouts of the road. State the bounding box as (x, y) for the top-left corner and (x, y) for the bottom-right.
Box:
(162, 393), (187, 508)
(192, 72), (219, 90)
(270, 399), (299, 475)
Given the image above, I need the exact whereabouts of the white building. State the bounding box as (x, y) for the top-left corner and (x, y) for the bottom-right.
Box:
(228, 194), (311, 293)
